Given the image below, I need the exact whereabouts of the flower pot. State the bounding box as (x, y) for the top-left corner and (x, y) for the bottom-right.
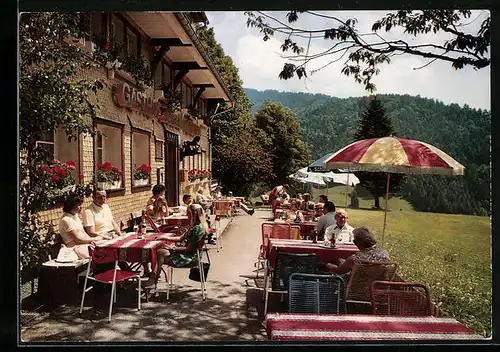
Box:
(134, 178), (149, 187)
(98, 181), (121, 190)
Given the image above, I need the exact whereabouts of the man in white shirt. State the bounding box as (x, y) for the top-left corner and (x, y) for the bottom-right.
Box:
(325, 209), (354, 244)
(315, 201), (337, 241)
(83, 188), (123, 240)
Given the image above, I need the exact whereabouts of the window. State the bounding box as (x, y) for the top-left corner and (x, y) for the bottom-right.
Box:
(201, 150), (206, 170)
(126, 28), (138, 57)
(194, 153), (199, 170)
(155, 138), (164, 160)
(186, 85), (192, 109)
(111, 14), (125, 59)
(154, 62), (162, 90)
(95, 122), (123, 185)
(36, 128), (81, 183)
(90, 13), (106, 40)
(162, 63), (171, 90)
(132, 130), (150, 184)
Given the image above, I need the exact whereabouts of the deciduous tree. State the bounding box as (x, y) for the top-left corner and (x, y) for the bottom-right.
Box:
(245, 10), (490, 92)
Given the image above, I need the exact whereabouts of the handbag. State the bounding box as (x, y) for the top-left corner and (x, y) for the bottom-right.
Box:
(55, 244), (79, 263)
(188, 243), (211, 282)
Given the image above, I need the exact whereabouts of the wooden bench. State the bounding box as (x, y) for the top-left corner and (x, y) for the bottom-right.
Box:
(38, 258), (90, 311)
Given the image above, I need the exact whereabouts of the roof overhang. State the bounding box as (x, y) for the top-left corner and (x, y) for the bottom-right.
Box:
(124, 12), (233, 107)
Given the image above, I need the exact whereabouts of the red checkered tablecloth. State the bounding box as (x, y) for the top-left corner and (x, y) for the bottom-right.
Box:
(164, 216), (190, 226)
(267, 239), (359, 268)
(264, 313), (484, 340)
(95, 233), (165, 272)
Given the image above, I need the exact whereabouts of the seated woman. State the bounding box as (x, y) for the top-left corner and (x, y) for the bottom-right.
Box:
(320, 226), (390, 275)
(58, 195), (104, 259)
(152, 195), (169, 222)
(285, 199), (304, 223)
(142, 203), (208, 288)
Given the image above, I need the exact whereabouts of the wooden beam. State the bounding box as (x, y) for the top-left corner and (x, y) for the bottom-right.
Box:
(193, 87), (206, 108)
(150, 44), (171, 80)
(171, 61), (209, 71)
(192, 83), (215, 88)
(173, 69), (189, 90)
(150, 38), (192, 47)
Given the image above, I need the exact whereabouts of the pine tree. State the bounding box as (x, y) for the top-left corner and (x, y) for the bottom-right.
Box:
(352, 96), (405, 209)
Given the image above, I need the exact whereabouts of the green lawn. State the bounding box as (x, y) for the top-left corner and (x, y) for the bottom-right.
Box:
(280, 184), (492, 337)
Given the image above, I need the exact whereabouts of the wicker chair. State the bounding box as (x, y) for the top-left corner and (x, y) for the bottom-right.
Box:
(371, 280), (432, 316)
(346, 260), (398, 306)
(289, 273), (346, 314)
(263, 252), (318, 315)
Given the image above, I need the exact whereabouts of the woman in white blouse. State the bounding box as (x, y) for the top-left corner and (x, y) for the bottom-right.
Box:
(58, 195), (103, 259)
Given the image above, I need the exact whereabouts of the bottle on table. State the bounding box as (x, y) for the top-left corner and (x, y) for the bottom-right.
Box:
(312, 230), (318, 244)
(138, 210), (147, 238)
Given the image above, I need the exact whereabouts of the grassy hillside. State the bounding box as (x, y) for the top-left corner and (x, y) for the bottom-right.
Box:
(296, 185), (491, 337)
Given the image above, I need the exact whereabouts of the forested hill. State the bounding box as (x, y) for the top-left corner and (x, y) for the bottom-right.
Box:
(244, 88), (491, 216)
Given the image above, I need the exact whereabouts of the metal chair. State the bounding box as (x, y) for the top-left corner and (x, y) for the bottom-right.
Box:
(289, 273), (346, 314)
(213, 200), (232, 217)
(79, 246), (141, 322)
(371, 280), (432, 316)
(346, 260), (398, 306)
(255, 222), (293, 278)
(162, 237), (209, 301)
(263, 252), (318, 315)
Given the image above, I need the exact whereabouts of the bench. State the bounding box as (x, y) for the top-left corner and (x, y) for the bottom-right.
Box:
(38, 258), (90, 311)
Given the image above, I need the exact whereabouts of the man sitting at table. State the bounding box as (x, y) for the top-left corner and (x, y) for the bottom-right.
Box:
(314, 201), (336, 241)
(299, 193), (315, 211)
(321, 226), (390, 275)
(177, 194), (193, 215)
(83, 188), (124, 240)
(324, 209), (354, 244)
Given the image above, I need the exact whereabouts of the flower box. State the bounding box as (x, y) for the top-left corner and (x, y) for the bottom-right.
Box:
(133, 178), (149, 187)
(98, 181), (121, 190)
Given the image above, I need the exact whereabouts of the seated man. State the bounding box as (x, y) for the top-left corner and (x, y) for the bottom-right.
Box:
(83, 188), (124, 240)
(314, 201), (336, 241)
(177, 194), (193, 215)
(324, 209), (354, 244)
(299, 193), (315, 211)
(322, 226), (390, 275)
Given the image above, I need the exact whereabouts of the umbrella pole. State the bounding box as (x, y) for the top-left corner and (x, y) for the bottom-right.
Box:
(345, 170), (350, 209)
(382, 173), (390, 245)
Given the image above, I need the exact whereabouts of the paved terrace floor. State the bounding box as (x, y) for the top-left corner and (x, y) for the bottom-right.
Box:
(21, 209), (287, 342)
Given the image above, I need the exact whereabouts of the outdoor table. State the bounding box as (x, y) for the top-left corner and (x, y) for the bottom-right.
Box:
(267, 239), (359, 269)
(264, 313), (485, 341)
(95, 233), (165, 272)
(285, 221), (316, 237)
(164, 215), (190, 226)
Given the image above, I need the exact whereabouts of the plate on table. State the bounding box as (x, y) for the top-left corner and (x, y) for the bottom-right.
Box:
(55, 258), (76, 263)
(319, 244), (337, 249)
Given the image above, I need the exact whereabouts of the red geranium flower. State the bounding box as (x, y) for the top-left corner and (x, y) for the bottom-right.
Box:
(103, 43), (109, 50)
(51, 174), (61, 183)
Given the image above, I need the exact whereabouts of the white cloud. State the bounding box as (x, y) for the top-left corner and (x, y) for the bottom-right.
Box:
(206, 11), (491, 110)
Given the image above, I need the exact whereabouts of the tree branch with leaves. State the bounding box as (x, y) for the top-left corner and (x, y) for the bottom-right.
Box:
(245, 10), (490, 92)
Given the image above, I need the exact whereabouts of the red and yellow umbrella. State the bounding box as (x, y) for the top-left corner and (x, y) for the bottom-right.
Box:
(323, 136), (465, 240)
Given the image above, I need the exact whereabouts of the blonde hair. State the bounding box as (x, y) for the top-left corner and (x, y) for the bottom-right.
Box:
(188, 203), (209, 231)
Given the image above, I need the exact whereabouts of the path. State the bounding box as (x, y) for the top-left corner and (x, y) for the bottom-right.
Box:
(21, 209), (274, 342)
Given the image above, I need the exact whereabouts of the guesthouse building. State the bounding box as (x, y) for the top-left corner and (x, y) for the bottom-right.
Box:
(36, 11), (233, 227)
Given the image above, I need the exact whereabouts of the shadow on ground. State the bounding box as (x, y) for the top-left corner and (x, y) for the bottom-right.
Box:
(21, 279), (275, 342)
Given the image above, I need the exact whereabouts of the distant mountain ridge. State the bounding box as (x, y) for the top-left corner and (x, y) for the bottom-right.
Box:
(244, 87), (491, 216)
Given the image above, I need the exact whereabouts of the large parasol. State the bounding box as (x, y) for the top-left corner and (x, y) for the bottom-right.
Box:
(323, 136), (465, 242)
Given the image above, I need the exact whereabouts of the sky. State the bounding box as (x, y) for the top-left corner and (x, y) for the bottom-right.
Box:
(205, 11), (491, 111)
